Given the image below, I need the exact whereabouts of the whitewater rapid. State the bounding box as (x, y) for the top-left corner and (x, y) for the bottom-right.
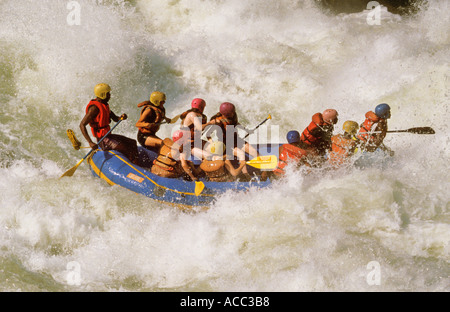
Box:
(0, 0), (448, 291)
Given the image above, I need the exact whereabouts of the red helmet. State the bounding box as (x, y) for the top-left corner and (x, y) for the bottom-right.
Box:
(172, 130), (184, 143)
(191, 98), (206, 113)
(219, 102), (236, 118)
(322, 109), (338, 125)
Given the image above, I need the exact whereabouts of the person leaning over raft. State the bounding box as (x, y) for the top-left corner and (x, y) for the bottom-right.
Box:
(179, 98), (215, 160)
(150, 136), (183, 179)
(328, 120), (360, 168)
(80, 83), (139, 165)
(135, 91), (171, 151)
(151, 129), (202, 181)
(200, 141), (246, 182)
(298, 108), (338, 164)
(205, 102), (259, 179)
(356, 103), (394, 156)
(173, 129), (204, 181)
(273, 130), (310, 177)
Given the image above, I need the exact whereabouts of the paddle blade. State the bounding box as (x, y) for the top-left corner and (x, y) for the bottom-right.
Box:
(388, 127), (436, 134)
(408, 127), (435, 134)
(60, 159), (84, 178)
(169, 114), (181, 124)
(195, 181), (205, 196)
(246, 155), (278, 170)
(67, 129), (82, 150)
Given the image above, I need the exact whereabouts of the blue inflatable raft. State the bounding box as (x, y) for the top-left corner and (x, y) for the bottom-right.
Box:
(87, 145), (277, 209)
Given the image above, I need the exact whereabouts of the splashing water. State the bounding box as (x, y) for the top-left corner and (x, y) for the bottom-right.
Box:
(0, 0), (448, 291)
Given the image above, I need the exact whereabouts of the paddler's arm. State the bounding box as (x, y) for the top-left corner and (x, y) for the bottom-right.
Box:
(202, 119), (215, 130)
(110, 111), (127, 122)
(80, 105), (99, 149)
(180, 152), (198, 181)
(235, 122), (254, 136)
(135, 108), (153, 129)
(224, 159), (246, 177)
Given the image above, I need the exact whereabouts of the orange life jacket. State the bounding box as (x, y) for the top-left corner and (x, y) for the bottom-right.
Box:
(300, 113), (333, 146)
(180, 108), (208, 144)
(356, 111), (388, 150)
(86, 99), (111, 139)
(151, 138), (181, 178)
(210, 112), (239, 143)
(137, 101), (165, 134)
(199, 159), (231, 182)
(273, 143), (309, 176)
(328, 134), (358, 167)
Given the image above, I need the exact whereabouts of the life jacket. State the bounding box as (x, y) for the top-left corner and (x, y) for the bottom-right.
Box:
(210, 112), (239, 142)
(300, 113), (334, 156)
(86, 99), (111, 139)
(356, 111), (388, 151)
(328, 134), (358, 167)
(300, 113), (333, 146)
(273, 143), (309, 176)
(180, 108), (208, 145)
(150, 138), (181, 178)
(199, 159), (231, 182)
(137, 101), (165, 134)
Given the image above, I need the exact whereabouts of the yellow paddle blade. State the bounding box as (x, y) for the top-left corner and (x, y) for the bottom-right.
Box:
(246, 155), (278, 170)
(60, 158), (84, 178)
(169, 114), (181, 124)
(67, 129), (82, 150)
(195, 181), (205, 196)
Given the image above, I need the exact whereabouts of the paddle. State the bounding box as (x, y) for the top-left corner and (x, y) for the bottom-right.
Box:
(246, 155), (278, 170)
(60, 118), (124, 178)
(194, 181), (205, 196)
(160, 114), (181, 125)
(244, 114), (272, 139)
(169, 114), (181, 124)
(66, 129), (91, 150)
(387, 127), (435, 134)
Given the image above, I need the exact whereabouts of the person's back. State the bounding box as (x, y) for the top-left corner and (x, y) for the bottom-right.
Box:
(135, 91), (169, 150)
(207, 102), (239, 145)
(273, 130), (309, 176)
(299, 109), (338, 157)
(328, 120), (359, 168)
(180, 98), (211, 159)
(356, 103), (391, 152)
(80, 83), (139, 165)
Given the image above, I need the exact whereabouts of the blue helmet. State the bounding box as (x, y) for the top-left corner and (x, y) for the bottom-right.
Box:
(375, 103), (391, 119)
(286, 130), (300, 144)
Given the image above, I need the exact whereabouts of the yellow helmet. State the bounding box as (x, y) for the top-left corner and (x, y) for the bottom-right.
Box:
(150, 91), (166, 106)
(94, 83), (111, 100)
(343, 120), (359, 135)
(207, 141), (225, 156)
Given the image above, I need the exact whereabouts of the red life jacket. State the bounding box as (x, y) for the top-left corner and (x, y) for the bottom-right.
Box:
(86, 99), (110, 139)
(300, 113), (329, 146)
(273, 143), (309, 176)
(328, 134), (357, 167)
(137, 101), (165, 134)
(356, 111), (388, 150)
